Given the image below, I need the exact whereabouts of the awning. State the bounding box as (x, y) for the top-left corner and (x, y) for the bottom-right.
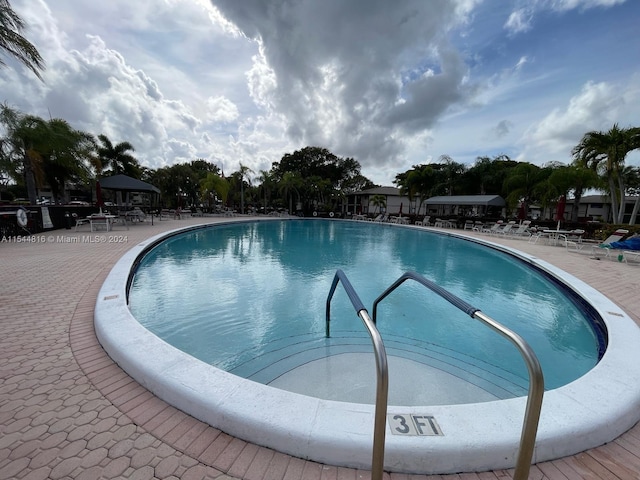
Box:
(425, 195), (505, 207)
(99, 174), (160, 194)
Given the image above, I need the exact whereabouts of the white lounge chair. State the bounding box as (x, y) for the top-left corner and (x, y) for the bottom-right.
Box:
(509, 221), (532, 238)
(481, 221), (503, 234)
(591, 229), (629, 259)
(495, 221), (516, 235)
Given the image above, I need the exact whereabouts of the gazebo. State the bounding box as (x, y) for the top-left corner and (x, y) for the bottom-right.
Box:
(99, 174), (161, 224)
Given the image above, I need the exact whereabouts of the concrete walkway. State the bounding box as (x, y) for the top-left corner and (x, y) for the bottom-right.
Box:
(1, 217), (639, 479)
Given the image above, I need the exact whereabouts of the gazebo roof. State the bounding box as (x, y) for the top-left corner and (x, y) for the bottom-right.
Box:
(99, 174), (160, 194)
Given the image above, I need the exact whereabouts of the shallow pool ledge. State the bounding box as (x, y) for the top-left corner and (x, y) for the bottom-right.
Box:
(94, 221), (640, 475)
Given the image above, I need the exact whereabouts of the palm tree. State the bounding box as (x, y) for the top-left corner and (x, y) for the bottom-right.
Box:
(278, 172), (302, 214)
(503, 163), (551, 218)
(547, 164), (601, 222)
(238, 163), (253, 214)
(0, 104), (45, 203)
(370, 194), (386, 215)
(96, 134), (140, 178)
(257, 170), (274, 213)
(572, 124), (640, 223)
(0, 0), (45, 80)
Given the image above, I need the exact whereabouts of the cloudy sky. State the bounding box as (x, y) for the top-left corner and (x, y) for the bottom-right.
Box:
(1, 0), (639, 185)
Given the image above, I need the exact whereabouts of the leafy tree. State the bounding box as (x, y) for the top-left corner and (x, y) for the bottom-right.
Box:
(270, 146), (369, 213)
(503, 162), (552, 217)
(0, 105), (93, 203)
(0, 0), (45, 80)
(463, 155), (518, 196)
(200, 171), (229, 207)
(39, 118), (94, 202)
(572, 124), (640, 223)
(0, 104), (46, 203)
(433, 155), (466, 196)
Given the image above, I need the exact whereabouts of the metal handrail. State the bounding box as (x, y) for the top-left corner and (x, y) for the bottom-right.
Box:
(326, 269), (388, 480)
(372, 271), (544, 480)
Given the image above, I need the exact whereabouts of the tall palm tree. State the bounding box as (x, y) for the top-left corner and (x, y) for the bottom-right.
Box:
(572, 124), (640, 223)
(278, 171), (302, 214)
(96, 134), (140, 178)
(370, 194), (386, 215)
(0, 0), (45, 80)
(503, 163), (551, 218)
(257, 170), (274, 213)
(238, 163), (253, 214)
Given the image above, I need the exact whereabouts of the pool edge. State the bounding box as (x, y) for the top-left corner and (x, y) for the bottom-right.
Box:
(94, 219), (640, 474)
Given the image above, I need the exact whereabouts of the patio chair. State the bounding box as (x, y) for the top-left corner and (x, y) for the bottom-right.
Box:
(560, 229), (585, 251)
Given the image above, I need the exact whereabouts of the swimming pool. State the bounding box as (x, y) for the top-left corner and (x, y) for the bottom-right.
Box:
(95, 218), (640, 474)
(128, 220), (601, 403)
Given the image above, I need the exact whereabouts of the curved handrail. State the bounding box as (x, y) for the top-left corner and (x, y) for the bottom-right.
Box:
(326, 269), (388, 480)
(372, 271), (544, 480)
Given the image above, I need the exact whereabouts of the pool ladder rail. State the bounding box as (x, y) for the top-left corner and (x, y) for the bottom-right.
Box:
(326, 269), (544, 480)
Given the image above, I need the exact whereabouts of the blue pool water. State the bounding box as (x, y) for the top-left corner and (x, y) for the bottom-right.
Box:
(128, 219), (603, 402)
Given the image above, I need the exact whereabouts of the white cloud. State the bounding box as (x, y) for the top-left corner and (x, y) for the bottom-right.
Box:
(519, 80), (639, 163)
(206, 96), (239, 123)
(1, 0), (637, 187)
(505, 9), (533, 34)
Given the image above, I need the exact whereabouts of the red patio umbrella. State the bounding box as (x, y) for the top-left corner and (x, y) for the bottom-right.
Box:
(555, 195), (566, 221)
(517, 201), (526, 220)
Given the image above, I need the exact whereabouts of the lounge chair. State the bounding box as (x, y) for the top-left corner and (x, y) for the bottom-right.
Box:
(415, 216), (431, 226)
(591, 229), (630, 259)
(495, 221), (516, 235)
(481, 221), (503, 234)
(623, 250), (640, 264)
(509, 221), (532, 238)
(373, 213), (388, 222)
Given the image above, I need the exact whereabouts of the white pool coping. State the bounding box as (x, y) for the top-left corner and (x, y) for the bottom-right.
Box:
(94, 219), (640, 474)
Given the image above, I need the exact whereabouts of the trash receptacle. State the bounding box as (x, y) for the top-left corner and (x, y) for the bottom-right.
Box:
(64, 211), (72, 229)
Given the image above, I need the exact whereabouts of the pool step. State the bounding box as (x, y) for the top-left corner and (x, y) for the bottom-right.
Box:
(227, 332), (529, 399)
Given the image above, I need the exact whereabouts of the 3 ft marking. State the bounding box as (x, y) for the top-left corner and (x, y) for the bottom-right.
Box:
(387, 414), (443, 436)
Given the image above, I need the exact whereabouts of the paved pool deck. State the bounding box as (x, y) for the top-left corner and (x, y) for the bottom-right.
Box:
(1, 216), (640, 480)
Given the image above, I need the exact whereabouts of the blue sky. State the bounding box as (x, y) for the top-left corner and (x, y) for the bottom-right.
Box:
(1, 0), (638, 185)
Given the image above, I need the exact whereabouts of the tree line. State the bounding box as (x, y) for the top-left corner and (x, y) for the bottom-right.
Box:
(394, 125), (640, 224)
(1, 1), (640, 223)
(2, 102), (640, 223)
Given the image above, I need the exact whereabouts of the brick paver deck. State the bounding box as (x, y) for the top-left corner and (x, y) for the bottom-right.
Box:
(1, 216), (639, 479)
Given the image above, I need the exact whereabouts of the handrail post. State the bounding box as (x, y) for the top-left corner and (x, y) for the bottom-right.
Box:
(326, 269), (388, 480)
(373, 271), (544, 480)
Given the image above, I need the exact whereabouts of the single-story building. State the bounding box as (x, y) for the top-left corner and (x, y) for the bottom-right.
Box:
(345, 188), (507, 217)
(424, 195), (506, 217)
